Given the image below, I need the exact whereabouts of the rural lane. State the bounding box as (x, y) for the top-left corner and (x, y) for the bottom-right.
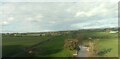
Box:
(77, 46), (89, 57)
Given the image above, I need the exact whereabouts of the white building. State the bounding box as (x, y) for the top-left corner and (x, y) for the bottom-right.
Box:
(109, 31), (118, 33)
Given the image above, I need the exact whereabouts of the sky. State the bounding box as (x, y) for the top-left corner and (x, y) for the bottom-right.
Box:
(0, 0), (119, 33)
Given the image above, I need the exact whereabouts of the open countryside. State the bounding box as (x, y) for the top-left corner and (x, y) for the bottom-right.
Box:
(2, 28), (118, 57)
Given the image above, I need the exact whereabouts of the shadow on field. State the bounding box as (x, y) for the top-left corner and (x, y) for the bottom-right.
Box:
(2, 45), (25, 57)
(97, 48), (112, 56)
(35, 48), (62, 57)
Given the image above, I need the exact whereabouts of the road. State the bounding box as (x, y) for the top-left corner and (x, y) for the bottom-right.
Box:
(77, 46), (89, 57)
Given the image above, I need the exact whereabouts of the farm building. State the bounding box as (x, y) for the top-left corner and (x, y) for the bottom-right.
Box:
(109, 31), (118, 33)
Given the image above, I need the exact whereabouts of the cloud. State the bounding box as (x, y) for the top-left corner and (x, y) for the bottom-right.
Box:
(0, 2), (118, 33)
(74, 2), (117, 18)
(2, 21), (9, 25)
(26, 15), (43, 22)
(0, 17), (15, 26)
(75, 11), (93, 17)
(1, 0), (119, 3)
(0, 3), (16, 15)
(71, 18), (118, 29)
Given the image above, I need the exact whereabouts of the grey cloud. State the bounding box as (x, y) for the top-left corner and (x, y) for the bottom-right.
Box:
(0, 2), (118, 32)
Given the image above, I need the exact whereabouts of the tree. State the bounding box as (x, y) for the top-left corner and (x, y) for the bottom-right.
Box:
(88, 40), (99, 57)
(64, 39), (79, 50)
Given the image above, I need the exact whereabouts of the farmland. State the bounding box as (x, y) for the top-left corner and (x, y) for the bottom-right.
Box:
(2, 33), (74, 57)
(81, 31), (118, 57)
(2, 29), (118, 57)
(2, 35), (53, 57)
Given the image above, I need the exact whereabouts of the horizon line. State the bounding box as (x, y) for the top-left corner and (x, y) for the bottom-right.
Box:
(1, 27), (118, 33)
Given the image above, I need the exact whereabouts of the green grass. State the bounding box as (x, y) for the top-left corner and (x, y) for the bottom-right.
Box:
(33, 35), (74, 57)
(81, 32), (118, 57)
(96, 33), (118, 57)
(49, 49), (76, 57)
(2, 35), (74, 57)
(2, 35), (53, 57)
(98, 38), (118, 57)
(2, 31), (118, 57)
(3, 36), (51, 46)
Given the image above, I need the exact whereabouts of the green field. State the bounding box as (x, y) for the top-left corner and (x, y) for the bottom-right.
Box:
(2, 31), (118, 57)
(2, 35), (54, 57)
(81, 32), (118, 57)
(2, 34), (74, 57)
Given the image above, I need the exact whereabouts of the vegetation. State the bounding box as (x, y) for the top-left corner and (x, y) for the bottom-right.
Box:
(2, 35), (53, 57)
(64, 39), (79, 51)
(2, 28), (118, 57)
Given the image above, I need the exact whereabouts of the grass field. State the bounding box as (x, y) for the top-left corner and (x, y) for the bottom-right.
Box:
(2, 34), (74, 57)
(2, 31), (118, 57)
(81, 32), (118, 57)
(2, 35), (53, 57)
